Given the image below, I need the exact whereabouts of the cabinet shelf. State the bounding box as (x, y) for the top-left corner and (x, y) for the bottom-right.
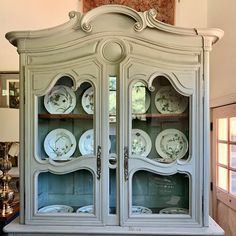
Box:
(133, 113), (188, 119)
(38, 114), (93, 119)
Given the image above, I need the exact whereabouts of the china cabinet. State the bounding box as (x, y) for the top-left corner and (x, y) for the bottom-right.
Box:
(4, 5), (224, 236)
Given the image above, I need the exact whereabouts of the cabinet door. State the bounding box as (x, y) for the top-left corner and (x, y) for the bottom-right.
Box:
(24, 62), (104, 225)
(120, 60), (200, 227)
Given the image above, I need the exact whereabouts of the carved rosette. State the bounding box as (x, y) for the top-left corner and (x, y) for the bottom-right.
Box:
(99, 39), (127, 63)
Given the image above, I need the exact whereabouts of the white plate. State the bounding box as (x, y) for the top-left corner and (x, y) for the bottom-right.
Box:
(131, 129), (152, 157)
(132, 84), (150, 114)
(155, 129), (188, 162)
(81, 87), (94, 114)
(159, 207), (188, 214)
(132, 206), (152, 214)
(76, 205), (94, 214)
(38, 205), (73, 213)
(44, 85), (76, 114)
(155, 86), (188, 114)
(79, 129), (111, 155)
(44, 128), (76, 160)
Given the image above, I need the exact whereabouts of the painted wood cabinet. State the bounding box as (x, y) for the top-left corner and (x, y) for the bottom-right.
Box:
(5, 5), (224, 236)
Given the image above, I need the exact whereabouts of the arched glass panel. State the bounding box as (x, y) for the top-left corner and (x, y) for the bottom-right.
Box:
(131, 77), (189, 164)
(37, 77), (95, 161)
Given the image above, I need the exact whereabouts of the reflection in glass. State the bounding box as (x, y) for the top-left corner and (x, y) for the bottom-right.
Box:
(132, 82), (150, 114)
(37, 170), (94, 213)
(109, 169), (116, 214)
(230, 145), (236, 168)
(109, 76), (116, 116)
(132, 171), (189, 214)
(230, 117), (236, 142)
(218, 143), (228, 166)
(230, 171), (236, 195)
(218, 118), (228, 141)
(109, 76), (117, 214)
(218, 166), (228, 191)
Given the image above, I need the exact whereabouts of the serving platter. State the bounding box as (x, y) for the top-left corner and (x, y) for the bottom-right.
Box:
(44, 85), (76, 114)
(44, 128), (76, 160)
(155, 128), (188, 162)
(155, 86), (188, 114)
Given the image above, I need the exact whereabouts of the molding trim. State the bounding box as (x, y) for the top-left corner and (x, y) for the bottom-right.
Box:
(6, 5), (223, 48)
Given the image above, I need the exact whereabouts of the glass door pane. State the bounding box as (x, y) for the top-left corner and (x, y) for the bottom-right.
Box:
(218, 166), (228, 191)
(130, 76), (190, 215)
(132, 171), (189, 214)
(38, 77), (95, 160)
(109, 76), (117, 214)
(37, 75), (97, 214)
(230, 171), (236, 195)
(218, 118), (228, 141)
(38, 170), (94, 214)
(218, 143), (228, 165)
(230, 117), (236, 141)
(230, 145), (236, 168)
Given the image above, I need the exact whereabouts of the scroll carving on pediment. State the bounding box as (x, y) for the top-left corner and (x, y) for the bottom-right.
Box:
(83, 0), (175, 25)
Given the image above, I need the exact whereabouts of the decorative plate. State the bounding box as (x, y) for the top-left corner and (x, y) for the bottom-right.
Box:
(131, 129), (152, 157)
(79, 129), (111, 155)
(132, 84), (150, 114)
(155, 86), (188, 114)
(132, 206), (152, 214)
(76, 205), (94, 214)
(44, 128), (76, 160)
(82, 87), (94, 114)
(159, 207), (188, 214)
(44, 85), (76, 114)
(38, 205), (73, 213)
(155, 129), (188, 162)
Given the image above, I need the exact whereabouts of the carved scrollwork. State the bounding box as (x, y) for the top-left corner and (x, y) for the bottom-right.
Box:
(80, 5), (149, 33)
(82, 23), (92, 32)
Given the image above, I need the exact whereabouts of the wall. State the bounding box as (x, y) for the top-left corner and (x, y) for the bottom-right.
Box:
(207, 0), (236, 107)
(175, 0), (207, 28)
(0, 0), (81, 71)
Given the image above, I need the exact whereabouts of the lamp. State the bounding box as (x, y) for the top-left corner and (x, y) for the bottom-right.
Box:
(0, 108), (19, 216)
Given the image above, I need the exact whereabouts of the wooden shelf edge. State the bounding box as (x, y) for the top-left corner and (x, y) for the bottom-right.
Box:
(38, 114), (93, 119)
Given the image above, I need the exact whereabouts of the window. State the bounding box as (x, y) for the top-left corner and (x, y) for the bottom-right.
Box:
(213, 104), (236, 211)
